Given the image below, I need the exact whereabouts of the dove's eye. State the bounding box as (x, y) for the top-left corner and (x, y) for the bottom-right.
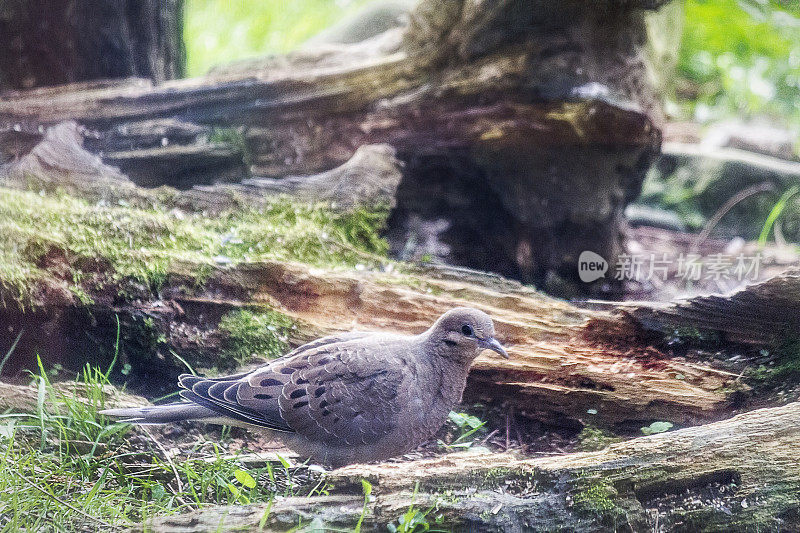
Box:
(461, 324), (474, 336)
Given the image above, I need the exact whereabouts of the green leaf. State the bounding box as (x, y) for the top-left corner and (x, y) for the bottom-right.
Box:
(641, 421), (674, 435)
(276, 453), (291, 469)
(150, 483), (166, 501)
(448, 411), (466, 426)
(361, 478), (372, 497)
(464, 414), (484, 429)
(227, 482), (241, 499)
(235, 468), (257, 489)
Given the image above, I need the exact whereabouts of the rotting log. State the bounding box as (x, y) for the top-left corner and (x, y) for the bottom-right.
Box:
(0, 121), (404, 214)
(0, 0), (674, 292)
(159, 261), (800, 429)
(138, 401), (800, 532)
(2, 171), (798, 435)
(0, 118), (797, 429)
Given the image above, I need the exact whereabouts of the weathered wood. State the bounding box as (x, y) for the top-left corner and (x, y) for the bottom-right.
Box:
(631, 268), (800, 345)
(0, 381), (148, 413)
(182, 143), (404, 212)
(160, 260), (800, 428)
(4, 204), (797, 432)
(138, 401), (800, 532)
(0, 0), (672, 292)
(0, 121), (403, 213)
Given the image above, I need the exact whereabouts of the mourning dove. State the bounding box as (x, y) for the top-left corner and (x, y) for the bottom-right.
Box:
(101, 307), (507, 467)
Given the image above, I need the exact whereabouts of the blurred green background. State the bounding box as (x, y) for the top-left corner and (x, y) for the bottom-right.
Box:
(184, 0), (800, 130)
(184, 0), (370, 76)
(677, 0), (800, 130)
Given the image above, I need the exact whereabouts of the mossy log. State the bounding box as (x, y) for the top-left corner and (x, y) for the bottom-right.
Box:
(0, 121), (797, 428)
(0, 0), (672, 291)
(1, 165), (798, 432)
(138, 401), (800, 532)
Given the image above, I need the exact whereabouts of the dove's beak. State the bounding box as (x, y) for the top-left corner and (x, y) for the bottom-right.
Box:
(480, 337), (509, 359)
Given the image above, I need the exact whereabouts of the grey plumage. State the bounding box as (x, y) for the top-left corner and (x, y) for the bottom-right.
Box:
(101, 307), (507, 467)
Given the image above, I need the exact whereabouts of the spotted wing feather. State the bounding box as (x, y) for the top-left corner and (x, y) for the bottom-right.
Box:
(272, 339), (405, 446)
(176, 331), (406, 445)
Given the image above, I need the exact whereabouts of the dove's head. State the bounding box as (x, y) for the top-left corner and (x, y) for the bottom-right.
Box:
(427, 307), (508, 363)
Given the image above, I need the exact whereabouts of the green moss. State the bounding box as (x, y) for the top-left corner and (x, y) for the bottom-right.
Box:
(483, 467), (516, 483)
(572, 473), (622, 518)
(436, 490), (463, 505)
(209, 127), (252, 167)
(0, 189), (390, 308)
(663, 326), (722, 346)
(218, 308), (295, 368)
(745, 338), (800, 386)
(576, 426), (623, 452)
(574, 482), (618, 514)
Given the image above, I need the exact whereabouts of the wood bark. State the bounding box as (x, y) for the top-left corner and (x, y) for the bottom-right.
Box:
(0, 0), (184, 90)
(138, 401), (800, 532)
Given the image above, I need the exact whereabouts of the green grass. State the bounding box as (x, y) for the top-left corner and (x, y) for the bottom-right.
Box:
(758, 185), (800, 246)
(387, 481), (445, 533)
(0, 362), (319, 531)
(576, 426), (623, 452)
(0, 189), (389, 307)
(183, 0), (372, 76)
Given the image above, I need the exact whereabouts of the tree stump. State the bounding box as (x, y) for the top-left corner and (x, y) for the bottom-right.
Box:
(0, 0), (184, 89)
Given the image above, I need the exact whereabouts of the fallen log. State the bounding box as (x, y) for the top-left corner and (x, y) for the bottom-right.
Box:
(2, 170), (798, 431)
(0, 0), (674, 292)
(0, 381), (148, 413)
(0, 121), (403, 214)
(138, 401), (800, 532)
(0, 115), (797, 431)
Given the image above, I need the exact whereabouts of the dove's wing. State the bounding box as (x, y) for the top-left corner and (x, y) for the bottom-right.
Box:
(266, 337), (408, 446)
(177, 332), (409, 445)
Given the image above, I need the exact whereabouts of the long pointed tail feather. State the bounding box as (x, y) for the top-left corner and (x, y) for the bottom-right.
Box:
(100, 402), (219, 425)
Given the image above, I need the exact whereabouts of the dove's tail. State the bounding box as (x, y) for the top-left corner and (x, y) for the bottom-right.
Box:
(100, 402), (220, 425)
